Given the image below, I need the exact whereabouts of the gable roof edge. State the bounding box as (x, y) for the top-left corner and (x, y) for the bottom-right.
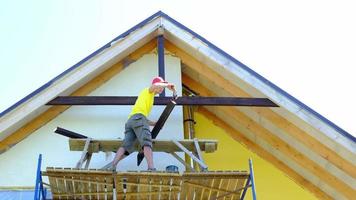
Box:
(159, 12), (355, 144)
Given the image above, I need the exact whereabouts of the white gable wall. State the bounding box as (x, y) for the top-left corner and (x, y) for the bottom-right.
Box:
(0, 54), (184, 186)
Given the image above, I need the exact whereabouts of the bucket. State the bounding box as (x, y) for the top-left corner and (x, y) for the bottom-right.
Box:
(166, 165), (179, 172)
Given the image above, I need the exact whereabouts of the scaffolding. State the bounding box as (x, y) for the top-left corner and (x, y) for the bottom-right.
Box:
(34, 154), (257, 200)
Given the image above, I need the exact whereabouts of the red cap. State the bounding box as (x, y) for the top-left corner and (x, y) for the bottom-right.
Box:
(152, 76), (168, 86)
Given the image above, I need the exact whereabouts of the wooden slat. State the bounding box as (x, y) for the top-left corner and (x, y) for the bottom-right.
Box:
(218, 178), (230, 200)
(235, 178), (247, 200)
(180, 178), (189, 200)
(187, 178), (197, 200)
(193, 180), (204, 199)
(200, 179), (214, 200)
(150, 175), (163, 200)
(126, 175), (137, 200)
(69, 139), (218, 153)
(210, 177), (222, 200)
(63, 168), (75, 200)
(171, 175), (182, 200)
(55, 168), (67, 200)
(159, 174), (172, 200)
(223, 179), (239, 200)
(89, 169), (98, 200)
(105, 174), (114, 200)
(47, 167), (60, 199)
(137, 172), (150, 199)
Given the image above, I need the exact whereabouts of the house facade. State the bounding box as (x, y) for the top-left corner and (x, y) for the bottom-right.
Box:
(0, 11), (354, 199)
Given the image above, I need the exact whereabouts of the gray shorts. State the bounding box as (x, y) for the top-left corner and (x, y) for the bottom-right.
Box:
(122, 113), (153, 154)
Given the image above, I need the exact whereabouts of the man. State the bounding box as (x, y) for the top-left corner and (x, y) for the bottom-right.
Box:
(111, 76), (176, 171)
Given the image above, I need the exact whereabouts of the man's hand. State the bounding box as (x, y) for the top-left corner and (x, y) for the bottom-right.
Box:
(167, 83), (177, 99)
(167, 83), (176, 91)
(148, 120), (157, 126)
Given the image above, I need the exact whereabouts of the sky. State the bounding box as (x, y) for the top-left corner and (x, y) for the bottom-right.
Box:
(0, 0), (355, 137)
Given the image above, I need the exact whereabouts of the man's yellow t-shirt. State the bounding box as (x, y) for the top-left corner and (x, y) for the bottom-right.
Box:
(128, 88), (155, 118)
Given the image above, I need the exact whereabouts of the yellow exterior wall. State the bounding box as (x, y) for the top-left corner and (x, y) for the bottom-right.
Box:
(194, 112), (317, 200)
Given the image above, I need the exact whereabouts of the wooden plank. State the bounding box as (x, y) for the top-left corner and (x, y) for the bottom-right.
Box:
(183, 74), (355, 199)
(125, 175), (137, 200)
(47, 167), (60, 199)
(137, 172), (150, 199)
(71, 168), (80, 200)
(89, 169), (98, 200)
(47, 96), (278, 107)
(62, 168), (75, 200)
(200, 178), (214, 200)
(209, 177), (222, 200)
(149, 175), (162, 200)
(84, 153), (92, 169)
(171, 176), (182, 200)
(172, 140), (208, 170)
(180, 179), (189, 200)
(191, 178), (204, 199)
(81, 172), (91, 199)
(159, 174), (171, 200)
(170, 152), (195, 172)
(138, 100), (177, 165)
(237, 178), (248, 200)
(217, 178), (230, 200)
(54, 167), (67, 200)
(224, 179), (238, 200)
(76, 138), (91, 168)
(193, 138), (206, 172)
(105, 174), (114, 200)
(69, 139), (218, 153)
(0, 39), (157, 155)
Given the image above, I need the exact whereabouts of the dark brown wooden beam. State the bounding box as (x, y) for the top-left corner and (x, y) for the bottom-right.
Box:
(47, 96), (278, 107)
(137, 100), (177, 166)
(54, 127), (88, 139)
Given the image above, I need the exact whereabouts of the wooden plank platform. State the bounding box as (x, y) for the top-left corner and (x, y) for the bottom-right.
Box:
(69, 139), (218, 153)
(43, 168), (249, 200)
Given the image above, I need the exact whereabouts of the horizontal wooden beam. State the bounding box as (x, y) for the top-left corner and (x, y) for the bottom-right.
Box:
(47, 96), (278, 107)
(69, 139), (218, 153)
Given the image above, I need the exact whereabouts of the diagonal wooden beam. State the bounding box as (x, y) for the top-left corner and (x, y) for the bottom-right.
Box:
(183, 73), (353, 199)
(165, 40), (356, 179)
(0, 39), (157, 154)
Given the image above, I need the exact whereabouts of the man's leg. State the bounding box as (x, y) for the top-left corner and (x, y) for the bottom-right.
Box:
(143, 146), (154, 169)
(112, 147), (126, 169)
(112, 122), (136, 170)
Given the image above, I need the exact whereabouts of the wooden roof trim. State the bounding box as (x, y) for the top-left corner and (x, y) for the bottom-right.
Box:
(0, 40), (156, 154)
(165, 41), (356, 178)
(182, 74), (354, 199)
(196, 107), (333, 200)
(163, 20), (355, 148)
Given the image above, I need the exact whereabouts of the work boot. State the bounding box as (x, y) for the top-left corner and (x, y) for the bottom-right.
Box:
(147, 168), (157, 172)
